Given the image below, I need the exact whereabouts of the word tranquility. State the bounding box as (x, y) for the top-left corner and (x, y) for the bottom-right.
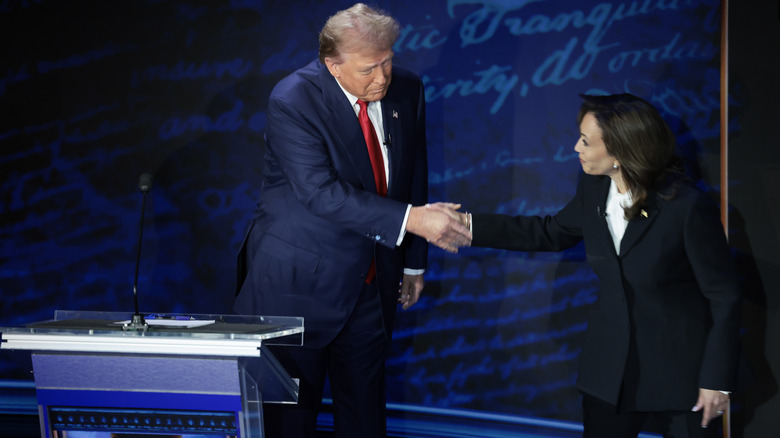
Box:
(396, 0), (714, 114)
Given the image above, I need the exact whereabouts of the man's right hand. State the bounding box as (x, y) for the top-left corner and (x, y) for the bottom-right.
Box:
(407, 203), (472, 253)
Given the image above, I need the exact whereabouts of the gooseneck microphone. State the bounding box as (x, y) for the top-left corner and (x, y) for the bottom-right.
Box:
(126, 172), (153, 331)
(139, 172), (153, 193)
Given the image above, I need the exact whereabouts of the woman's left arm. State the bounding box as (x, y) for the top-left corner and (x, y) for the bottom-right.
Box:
(683, 192), (741, 393)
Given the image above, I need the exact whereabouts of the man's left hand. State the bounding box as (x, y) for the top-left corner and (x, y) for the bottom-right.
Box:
(399, 274), (424, 310)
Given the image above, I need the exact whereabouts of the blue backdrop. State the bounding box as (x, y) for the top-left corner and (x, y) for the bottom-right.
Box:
(0, 0), (726, 424)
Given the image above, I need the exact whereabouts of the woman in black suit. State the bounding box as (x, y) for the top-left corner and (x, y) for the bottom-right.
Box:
(458, 94), (740, 437)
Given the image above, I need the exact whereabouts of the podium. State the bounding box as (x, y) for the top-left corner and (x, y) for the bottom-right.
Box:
(0, 310), (304, 438)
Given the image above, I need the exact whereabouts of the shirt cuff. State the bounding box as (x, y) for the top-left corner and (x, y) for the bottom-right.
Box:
(403, 268), (425, 276)
(397, 204), (412, 246)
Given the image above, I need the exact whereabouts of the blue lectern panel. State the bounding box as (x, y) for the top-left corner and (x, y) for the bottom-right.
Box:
(32, 354), (247, 437)
(32, 354), (241, 395)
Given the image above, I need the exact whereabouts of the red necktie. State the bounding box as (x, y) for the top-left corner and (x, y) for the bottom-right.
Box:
(357, 100), (386, 283)
(357, 100), (387, 197)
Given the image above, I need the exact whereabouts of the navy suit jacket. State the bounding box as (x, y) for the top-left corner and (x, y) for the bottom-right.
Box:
(472, 173), (741, 411)
(235, 60), (428, 348)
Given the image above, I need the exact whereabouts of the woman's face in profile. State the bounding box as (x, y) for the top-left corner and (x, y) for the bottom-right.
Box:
(575, 113), (619, 178)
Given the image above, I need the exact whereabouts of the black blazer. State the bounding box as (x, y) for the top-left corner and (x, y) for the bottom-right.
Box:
(472, 173), (741, 411)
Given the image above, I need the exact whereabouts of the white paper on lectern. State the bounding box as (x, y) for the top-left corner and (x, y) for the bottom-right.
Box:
(114, 319), (216, 328)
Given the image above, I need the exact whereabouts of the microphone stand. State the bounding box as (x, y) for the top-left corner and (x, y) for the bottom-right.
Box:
(124, 173), (153, 331)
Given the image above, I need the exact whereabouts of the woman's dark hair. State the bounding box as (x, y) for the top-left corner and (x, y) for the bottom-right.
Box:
(578, 93), (685, 220)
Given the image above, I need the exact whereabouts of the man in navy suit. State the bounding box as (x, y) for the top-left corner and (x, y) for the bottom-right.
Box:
(234, 3), (471, 437)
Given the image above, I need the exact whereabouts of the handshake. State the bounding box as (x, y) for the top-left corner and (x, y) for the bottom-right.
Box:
(407, 202), (472, 253)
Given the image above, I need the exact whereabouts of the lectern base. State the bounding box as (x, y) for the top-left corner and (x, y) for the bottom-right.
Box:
(33, 353), (261, 437)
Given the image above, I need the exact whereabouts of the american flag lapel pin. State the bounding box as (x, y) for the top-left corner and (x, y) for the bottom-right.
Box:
(392, 110), (398, 118)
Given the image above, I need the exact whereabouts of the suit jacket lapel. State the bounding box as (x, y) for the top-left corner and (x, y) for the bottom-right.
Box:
(619, 194), (660, 258)
(594, 178), (615, 255)
(381, 99), (402, 196)
(319, 63), (379, 194)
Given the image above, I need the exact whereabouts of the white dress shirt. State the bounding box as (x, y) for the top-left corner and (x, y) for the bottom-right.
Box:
(605, 179), (632, 255)
(335, 83), (422, 275)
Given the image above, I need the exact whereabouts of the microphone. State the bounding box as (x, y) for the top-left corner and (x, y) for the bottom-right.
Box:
(596, 206), (608, 218)
(383, 134), (392, 148)
(126, 172), (153, 331)
(139, 172), (153, 193)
